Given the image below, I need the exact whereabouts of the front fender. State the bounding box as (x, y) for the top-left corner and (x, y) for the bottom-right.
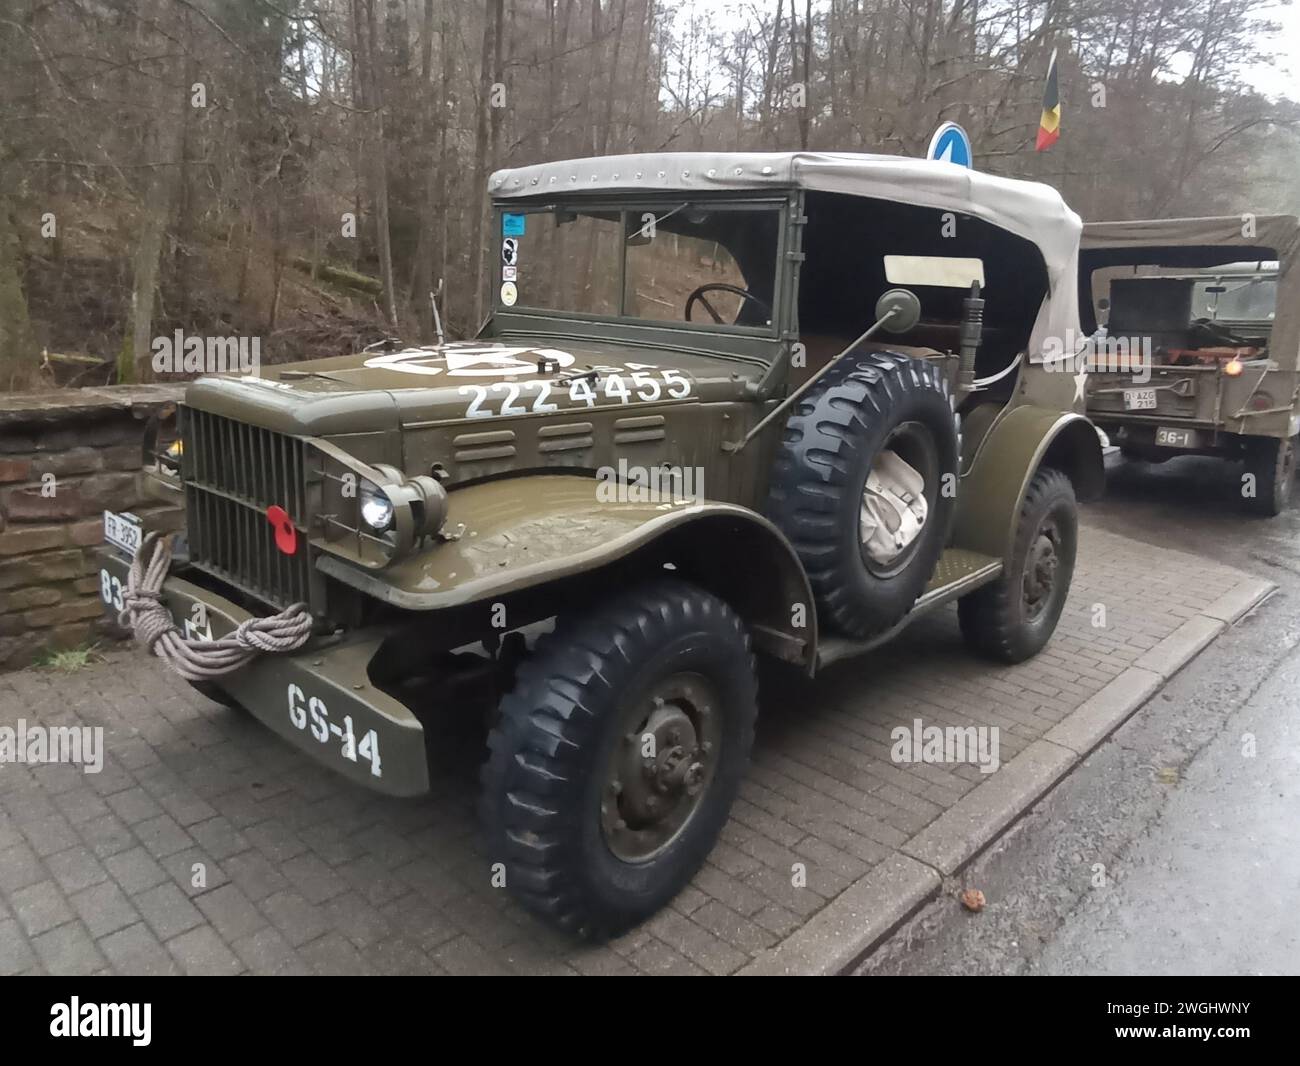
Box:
(952, 406), (1103, 559)
(317, 474), (819, 667)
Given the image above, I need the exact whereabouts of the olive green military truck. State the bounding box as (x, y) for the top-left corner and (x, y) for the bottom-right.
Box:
(1080, 215), (1300, 515)
(101, 152), (1102, 937)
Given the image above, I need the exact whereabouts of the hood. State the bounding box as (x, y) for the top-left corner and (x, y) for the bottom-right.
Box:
(184, 338), (759, 435)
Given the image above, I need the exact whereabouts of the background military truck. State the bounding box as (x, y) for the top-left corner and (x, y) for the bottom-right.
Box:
(102, 151), (1102, 938)
(1079, 215), (1300, 515)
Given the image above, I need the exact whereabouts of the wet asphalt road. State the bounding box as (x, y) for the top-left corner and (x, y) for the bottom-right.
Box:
(857, 451), (1300, 976)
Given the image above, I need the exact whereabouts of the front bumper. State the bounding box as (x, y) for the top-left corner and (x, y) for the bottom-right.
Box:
(99, 548), (430, 797)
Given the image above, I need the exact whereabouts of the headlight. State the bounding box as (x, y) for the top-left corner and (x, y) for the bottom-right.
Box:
(359, 481), (395, 531)
(362, 465), (449, 548)
(158, 439), (183, 473)
(312, 444), (451, 570)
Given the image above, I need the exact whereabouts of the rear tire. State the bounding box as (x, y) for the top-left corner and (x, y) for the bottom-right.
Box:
(1119, 445), (1168, 464)
(480, 579), (757, 938)
(959, 467), (1077, 664)
(1244, 435), (1296, 517)
(767, 350), (958, 638)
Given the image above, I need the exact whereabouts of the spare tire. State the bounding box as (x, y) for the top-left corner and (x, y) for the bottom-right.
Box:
(766, 350), (958, 638)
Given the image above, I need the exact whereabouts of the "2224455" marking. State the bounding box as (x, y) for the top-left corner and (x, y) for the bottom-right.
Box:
(459, 367), (691, 419)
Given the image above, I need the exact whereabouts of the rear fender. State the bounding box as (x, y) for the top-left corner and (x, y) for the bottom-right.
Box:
(952, 406), (1103, 559)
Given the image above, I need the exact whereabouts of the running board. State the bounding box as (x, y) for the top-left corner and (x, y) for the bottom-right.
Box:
(815, 548), (1002, 670)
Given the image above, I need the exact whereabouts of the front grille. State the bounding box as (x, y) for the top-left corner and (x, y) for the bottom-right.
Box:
(182, 408), (314, 609)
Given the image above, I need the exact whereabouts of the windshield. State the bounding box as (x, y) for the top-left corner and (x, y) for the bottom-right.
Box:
(493, 201), (781, 332)
(1191, 276), (1278, 323)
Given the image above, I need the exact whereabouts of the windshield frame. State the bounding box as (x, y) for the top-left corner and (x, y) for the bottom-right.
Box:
(489, 194), (791, 347)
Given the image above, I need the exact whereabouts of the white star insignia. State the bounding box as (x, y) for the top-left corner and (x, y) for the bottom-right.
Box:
(1073, 365), (1088, 403)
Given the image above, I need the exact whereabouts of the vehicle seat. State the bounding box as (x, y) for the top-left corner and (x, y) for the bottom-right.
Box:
(1107, 277), (1192, 356)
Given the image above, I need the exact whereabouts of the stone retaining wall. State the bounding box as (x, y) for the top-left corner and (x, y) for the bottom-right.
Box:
(0, 386), (185, 669)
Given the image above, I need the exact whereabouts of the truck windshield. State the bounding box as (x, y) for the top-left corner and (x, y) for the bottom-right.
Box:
(1192, 276), (1277, 323)
(494, 201), (781, 332)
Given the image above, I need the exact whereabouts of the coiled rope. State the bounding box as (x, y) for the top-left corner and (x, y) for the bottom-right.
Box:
(119, 532), (314, 682)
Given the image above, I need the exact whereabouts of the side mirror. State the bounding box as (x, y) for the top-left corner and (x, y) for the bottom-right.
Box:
(875, 288), (922, 334)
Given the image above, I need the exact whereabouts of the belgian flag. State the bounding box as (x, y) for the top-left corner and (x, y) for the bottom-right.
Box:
(1036, 48), (1061, 151)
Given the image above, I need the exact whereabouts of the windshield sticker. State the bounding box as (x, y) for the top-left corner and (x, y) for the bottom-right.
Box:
(502, 265), (517, 281)
(502, 213), (526, 237)
(500, 281), (518, 306)
(502, 237), (519, 266)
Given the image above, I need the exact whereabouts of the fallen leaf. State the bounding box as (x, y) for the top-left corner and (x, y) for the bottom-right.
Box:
(959, 888), (986, 912)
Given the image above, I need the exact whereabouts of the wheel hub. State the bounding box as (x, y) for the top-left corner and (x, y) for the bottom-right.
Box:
(602, 676), (718, 863)
(1023, 528), (1059, 619)
(860, 448), (928, 566)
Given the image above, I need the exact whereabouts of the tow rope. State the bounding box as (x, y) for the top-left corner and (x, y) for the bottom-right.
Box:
(119, 532), (314, 682)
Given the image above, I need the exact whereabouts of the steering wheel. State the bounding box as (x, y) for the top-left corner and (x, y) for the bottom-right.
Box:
(684, 283), (772, 325)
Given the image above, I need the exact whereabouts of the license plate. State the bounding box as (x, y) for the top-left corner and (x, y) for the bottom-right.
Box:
(1123, 388), (1157, 411)
(1155, 426), (1195, 448)
(103, 510), (142, 555)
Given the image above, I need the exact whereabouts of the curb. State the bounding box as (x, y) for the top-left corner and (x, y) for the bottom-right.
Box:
(736, 855), (940, 975)
(899, 739), (1076, 875)
(737, 573), (1275, 976)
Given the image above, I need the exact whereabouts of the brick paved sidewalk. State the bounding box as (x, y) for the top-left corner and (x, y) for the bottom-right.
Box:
(0, 522), (1260, 975)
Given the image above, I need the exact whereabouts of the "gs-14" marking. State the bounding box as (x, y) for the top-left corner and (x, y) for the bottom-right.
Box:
(459, 366), (691, 419)
(287, 683), (382, 778)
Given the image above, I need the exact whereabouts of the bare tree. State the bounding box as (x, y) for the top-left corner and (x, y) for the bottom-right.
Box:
(352, 0), (399, 330)
(0, 0), (1295, 391)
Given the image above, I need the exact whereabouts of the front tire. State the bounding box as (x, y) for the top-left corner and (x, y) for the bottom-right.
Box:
(958, 467), (1078, 664)
(480, 579), (758, 938)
